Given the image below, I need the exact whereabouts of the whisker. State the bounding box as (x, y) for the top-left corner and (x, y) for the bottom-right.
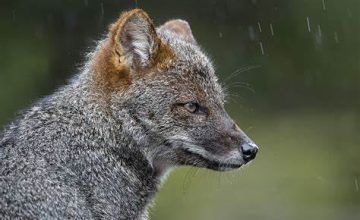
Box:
(182, 167), (198, 194)
(228, 84), (256, 94)
(224, 93), (244, 105)
(223, 65), (262, 84)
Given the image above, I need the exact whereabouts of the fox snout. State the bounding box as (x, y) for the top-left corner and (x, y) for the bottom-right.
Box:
(178, 114), (259, 171)
(232, 123), (259, 163)
(241, 141), (258, 163)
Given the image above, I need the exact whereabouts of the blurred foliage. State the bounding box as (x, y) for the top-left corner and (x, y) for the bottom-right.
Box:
(0, 0), (359, 219)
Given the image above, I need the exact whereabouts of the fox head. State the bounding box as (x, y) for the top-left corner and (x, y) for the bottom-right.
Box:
(90, 9), (258, 173)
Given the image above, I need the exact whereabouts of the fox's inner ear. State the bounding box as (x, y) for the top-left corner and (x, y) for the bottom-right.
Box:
(111, 9), (160, 69)
(158, 19), (196, 44)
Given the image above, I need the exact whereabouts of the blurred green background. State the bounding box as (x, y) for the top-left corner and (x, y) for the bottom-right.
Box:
(0, 0), (359, 219)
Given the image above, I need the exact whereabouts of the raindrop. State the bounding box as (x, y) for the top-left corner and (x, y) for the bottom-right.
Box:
(257, 22), (262, 33)
(306, 17), (311, 32)
(248, 25), (256, 41)
(269, 23), (274, 36)
(355, 178), (359, 192)
(84, 0), (88, 7)
(259, 41), (265, 55)
(315, 25), (322, 46)
(322, 0), (326, 11)
(347, 8), (352, 18)
(318, 25), (322, 38)
(334, 31), (339, 43)
(100, 2), (104, 16)
(219, 32), (223, 38)
(11, 10), (15, 20)
(135, 0), (138, 7)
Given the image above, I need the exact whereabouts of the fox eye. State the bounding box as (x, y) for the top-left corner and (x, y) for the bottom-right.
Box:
(183, 102), (208, 115)
(184, 102), (198, 113)
(177, 102), (207, 115)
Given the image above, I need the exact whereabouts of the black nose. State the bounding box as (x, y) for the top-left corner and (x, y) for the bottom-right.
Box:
(241, 142), (258, 162)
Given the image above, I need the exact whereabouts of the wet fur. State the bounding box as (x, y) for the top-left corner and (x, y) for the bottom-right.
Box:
(0, 9), (256, 219)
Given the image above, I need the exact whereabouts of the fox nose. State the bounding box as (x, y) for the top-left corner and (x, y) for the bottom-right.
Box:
(241, 142), (258, 163)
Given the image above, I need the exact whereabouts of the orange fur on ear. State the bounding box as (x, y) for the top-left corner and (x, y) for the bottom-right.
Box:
(91, 39), (131, 94)
(90, 9), (174, 93)
(109, 9), (158, 66)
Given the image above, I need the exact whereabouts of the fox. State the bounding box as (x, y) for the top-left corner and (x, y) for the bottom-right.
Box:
(0, 9), (258, 220)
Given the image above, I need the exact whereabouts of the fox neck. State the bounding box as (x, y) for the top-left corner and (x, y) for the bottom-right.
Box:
(110, 104), (174, 179)
(64, 70), (172, 181)
(52, 77), (169, 218)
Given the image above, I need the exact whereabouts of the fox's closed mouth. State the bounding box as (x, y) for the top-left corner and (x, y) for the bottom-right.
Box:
(181, 148), (243, 171)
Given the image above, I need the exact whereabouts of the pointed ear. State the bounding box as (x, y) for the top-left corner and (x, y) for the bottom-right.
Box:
(158, 19), (196, 44)
(110, 9), (160, 69)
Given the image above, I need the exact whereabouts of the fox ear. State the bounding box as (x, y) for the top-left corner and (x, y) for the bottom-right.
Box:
(111, 9), (160, 69)
(158, 19), (196, 44)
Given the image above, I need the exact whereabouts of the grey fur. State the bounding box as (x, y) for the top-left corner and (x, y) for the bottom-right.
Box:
(0, 9), (258, 220)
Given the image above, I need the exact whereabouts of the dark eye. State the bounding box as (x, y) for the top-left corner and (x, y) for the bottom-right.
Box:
(184, 102), (199, 113)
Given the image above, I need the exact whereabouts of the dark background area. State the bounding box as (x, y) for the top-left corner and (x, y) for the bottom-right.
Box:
(0, 0), (359, 219)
